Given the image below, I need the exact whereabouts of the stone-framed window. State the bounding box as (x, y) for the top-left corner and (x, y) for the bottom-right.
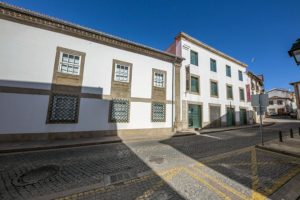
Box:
(226, 65), (231, 77)
(277, 100), (283, 105)
(227, 84), (233, 99)
(239, 88), (245, 101)
(269, 100), (274, 105)
(110, 99), (130, 123)
(190, 50), (198, 66)
(152, 103), (166, 122)
(114, 63), (130, 83)
(58, 52), (81, 75)
(210, 80), (219, 97)
(210, 58), (217, 72)
(47, 94), (79, 123)
(153, 71), (165, 88)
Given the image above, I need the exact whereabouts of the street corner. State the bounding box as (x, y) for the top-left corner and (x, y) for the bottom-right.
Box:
(194, 146), (300, 199)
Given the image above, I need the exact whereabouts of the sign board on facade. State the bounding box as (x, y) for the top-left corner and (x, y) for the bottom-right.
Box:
(251, 94), (269, 107)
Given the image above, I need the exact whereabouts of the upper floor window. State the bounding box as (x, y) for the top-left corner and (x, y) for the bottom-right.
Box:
(210, 59), (217, 72)
(269, 100), (274, 105)
(154, 72), (165, 88)
(226, 65), (231, 77)
(227, 85), (233, 99)
(239, 88), (245, 101)
(190, 50), (198, 66)
(191, 76), (200, 93)
(114, 63), (130, 82)
(210, 80), (218, 97)
(59, 52), (81, 75)
(277, 100), (283, 105)
(238, 70), (243, 81)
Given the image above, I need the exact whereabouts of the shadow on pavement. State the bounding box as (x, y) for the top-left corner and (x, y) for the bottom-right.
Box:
(0, 141), (185, 200)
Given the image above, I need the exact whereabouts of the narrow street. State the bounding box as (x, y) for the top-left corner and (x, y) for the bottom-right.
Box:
(1, 119), (300, 200)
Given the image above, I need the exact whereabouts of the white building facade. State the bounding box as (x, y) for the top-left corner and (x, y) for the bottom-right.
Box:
(167, 33), (252, 129)
(267, 88), (297, 115)
(290, 82), (300, 119)
(0, 3), (182, 141)
(246, 71), (265, 123)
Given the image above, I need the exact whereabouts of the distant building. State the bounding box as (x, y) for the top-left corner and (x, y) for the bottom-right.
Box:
(290, 81), (300, 119)
(267, 88), (296, 115)
(246, 71), (265, 123)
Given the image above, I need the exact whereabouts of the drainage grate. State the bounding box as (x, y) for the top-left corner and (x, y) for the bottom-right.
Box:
(13, 165), (60, 186)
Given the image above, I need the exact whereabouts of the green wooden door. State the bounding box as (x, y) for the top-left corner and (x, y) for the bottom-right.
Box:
(240, 109), (247, 125)
(188, 104), (201, 128)
(226, 107), (235, 126)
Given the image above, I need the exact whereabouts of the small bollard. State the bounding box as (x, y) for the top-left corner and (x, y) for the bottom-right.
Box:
(279, 131), (283, 142)
(290, 129), (294, 138)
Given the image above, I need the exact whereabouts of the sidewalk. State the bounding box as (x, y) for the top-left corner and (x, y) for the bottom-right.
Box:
(256, 133), (300, 158)
(0, 122), (274, 154)
(175, 122), (275, 136)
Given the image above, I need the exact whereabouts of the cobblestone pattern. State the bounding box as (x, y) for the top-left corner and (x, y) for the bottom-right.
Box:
(0, 144), (151, 200)
(1, 122), (300, 200)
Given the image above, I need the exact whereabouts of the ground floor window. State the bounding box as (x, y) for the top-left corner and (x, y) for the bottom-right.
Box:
(110, 99), (130, 122)
(152, 103), (166, 122)
(48, 94), (79, 123)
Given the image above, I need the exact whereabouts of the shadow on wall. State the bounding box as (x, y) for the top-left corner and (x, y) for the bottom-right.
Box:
(0, 79), (123, 142)
(196, 109), (255, 130)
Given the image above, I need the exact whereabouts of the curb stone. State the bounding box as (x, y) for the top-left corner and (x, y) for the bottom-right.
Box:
(255, 144), (300, 159)
(0, 122), (275, 154)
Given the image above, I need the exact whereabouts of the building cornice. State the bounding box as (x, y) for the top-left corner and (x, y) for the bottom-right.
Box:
(0, 2), (183, 64)
(247, 71), (263, 85)
(176, 32), (247, 67)
(290, 81), (300, 85)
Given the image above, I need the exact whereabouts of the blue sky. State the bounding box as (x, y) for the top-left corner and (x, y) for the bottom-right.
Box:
(3, 0), (300, 91)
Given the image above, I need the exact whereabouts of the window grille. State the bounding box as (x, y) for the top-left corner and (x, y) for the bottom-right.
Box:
(110, 99), (130, 122)
(48, 94), (79, 123)
(152, 103), (165, 122)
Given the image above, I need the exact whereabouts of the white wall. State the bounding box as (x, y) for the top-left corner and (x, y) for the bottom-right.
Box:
(0, 19), (174, 134)
(178, 39), (251, 125)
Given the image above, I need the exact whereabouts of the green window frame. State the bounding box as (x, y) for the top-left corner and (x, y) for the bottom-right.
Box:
(210, 58), (217, 72)
(191, 76), (199, 93)
(190, 50), (198, 66)
(211, 81), (218, 97)
(238, 70), (243, 81)
(226, 65), (231, 77)
(227, 85), (233, 99)
(239, 88), (245, 101)
(110, 99), (130, 123)
(152, 103), (166, 122)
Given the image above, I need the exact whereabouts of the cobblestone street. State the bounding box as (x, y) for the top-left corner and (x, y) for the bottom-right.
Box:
(1, 121), (300, 200)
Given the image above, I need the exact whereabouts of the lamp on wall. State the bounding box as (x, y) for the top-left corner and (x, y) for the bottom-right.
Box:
(288, 39), (300, 65)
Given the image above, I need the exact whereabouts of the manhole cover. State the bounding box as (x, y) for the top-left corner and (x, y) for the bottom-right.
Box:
(149, 156), (164, 164)
(14, 165), (60, 186)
